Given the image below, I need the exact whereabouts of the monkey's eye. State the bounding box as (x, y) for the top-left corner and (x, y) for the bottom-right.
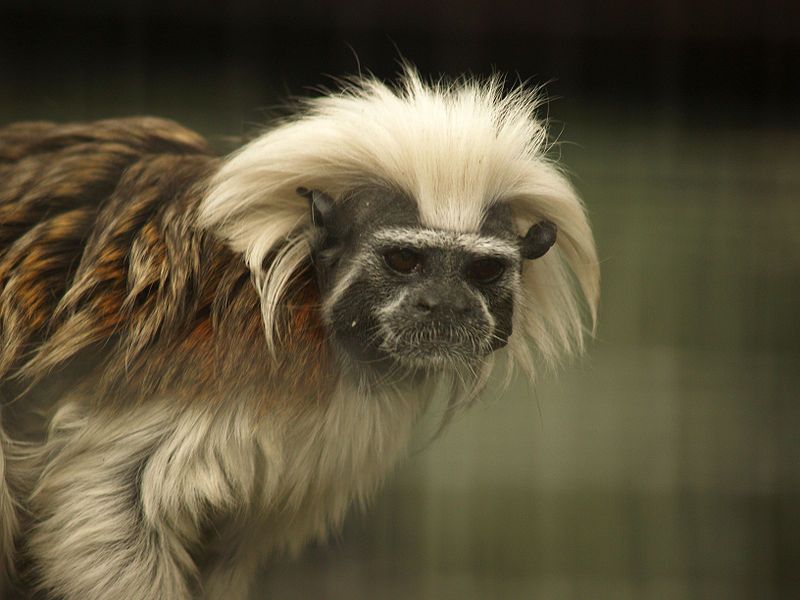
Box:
(383, 248), (422, 274)
(469, 258), (506, 284)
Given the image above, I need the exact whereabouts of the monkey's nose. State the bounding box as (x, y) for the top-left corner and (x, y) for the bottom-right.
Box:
(413, 290), (470, 315)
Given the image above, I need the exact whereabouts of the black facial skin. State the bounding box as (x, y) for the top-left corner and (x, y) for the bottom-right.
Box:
(300, 186), (554, 369)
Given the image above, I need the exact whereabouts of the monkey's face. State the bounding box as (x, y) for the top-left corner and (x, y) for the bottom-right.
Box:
(304, 187), (555, 370)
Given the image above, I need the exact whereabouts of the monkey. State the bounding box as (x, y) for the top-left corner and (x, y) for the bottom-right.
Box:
(0, 68), (599, 599)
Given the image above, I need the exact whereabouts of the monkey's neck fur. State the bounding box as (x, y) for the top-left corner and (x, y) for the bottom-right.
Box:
(0, 118), (440, 598)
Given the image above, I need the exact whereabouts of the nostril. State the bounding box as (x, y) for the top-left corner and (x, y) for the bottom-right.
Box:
(451, 297), (470, 313)
(416, 300), (435, 312)
(415, 293), (439, 313)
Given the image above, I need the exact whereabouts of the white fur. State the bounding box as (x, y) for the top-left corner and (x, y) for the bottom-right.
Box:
(15, 375), (425, 599)
(372, 227), (521, 258)
(320, 257), (365, 326)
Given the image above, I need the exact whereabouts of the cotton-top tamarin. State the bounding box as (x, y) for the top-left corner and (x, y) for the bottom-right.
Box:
(0, 69), (599, 599)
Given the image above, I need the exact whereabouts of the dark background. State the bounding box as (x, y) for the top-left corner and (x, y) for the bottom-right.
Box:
(2, 2), (799, 599)
(2, 0), (799, 130)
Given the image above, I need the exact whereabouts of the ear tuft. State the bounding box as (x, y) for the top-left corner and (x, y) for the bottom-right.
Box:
(297, 188), (335, 228)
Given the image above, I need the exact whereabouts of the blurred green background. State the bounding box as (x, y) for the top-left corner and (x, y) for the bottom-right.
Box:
(2, 1), (798, 598)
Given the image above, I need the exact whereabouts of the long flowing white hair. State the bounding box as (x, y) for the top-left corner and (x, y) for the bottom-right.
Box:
(199, 67), (599, 390)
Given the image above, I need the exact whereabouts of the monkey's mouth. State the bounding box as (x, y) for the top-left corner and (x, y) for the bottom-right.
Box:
(378, 321), (494, 367)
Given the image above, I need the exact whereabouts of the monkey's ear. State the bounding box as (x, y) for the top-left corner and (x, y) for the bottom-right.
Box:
(520, 220), (557, 260)
(296, 187), (335, 228)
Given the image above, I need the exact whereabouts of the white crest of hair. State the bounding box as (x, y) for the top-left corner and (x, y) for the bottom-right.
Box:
(200, 65), (599, 377)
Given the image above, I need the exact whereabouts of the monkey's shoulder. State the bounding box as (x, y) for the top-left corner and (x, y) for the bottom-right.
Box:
(0, 117), (225, 388)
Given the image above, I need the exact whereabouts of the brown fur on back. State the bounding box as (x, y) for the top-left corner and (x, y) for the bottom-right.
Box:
(0, 117), (328, 411)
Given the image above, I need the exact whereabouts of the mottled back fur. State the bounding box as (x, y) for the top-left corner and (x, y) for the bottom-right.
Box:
(0, 118), (327, 403)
